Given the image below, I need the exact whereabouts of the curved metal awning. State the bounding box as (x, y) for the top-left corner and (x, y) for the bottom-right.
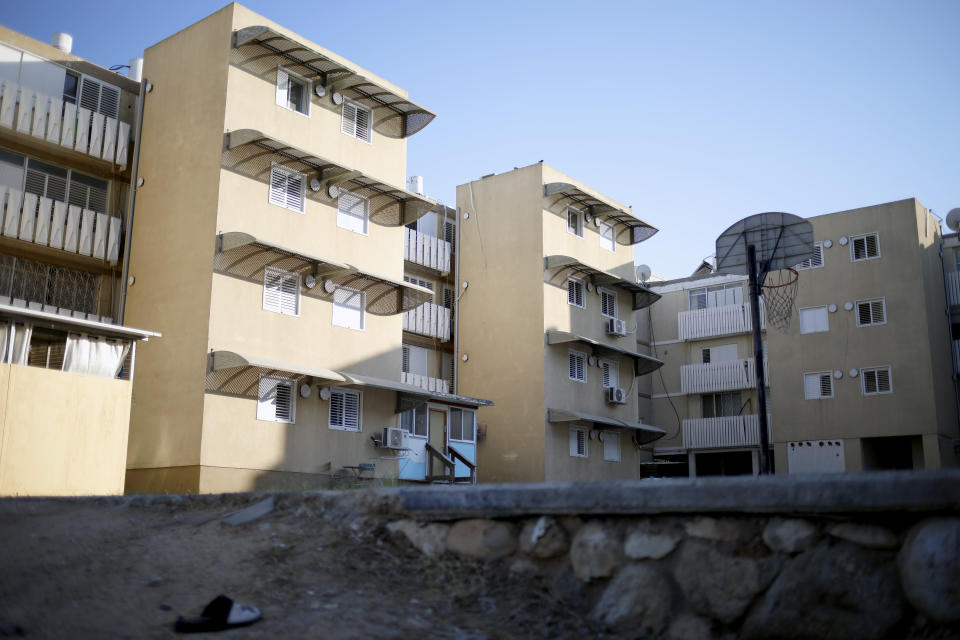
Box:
(216, 232), (432, 315)
(232, 26), (436, 138)
(544, 255), (661, 310)
(546, 330), (663, 376)
(547, 408), (665, 444)
(338, 372), (493, 408)
(543, 182), (657, 246)
(225, 129), (436, 226)
(206, 350), (346, 397)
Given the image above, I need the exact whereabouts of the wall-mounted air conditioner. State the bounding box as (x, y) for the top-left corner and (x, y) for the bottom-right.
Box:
(606, 387), (627, 404)
(382, 427), (404, 449)
(607, 318), (628, 336)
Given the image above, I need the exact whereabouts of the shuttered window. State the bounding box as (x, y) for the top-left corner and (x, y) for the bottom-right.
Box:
(803, 372), (833, 399)
(275, 66), (310, 115)
(569, 428), (587, 457)
(799, 306), (829, 334)
(268, 164), (306, 213)
(861, 366), (892, 395)
(601, 359), (619, 389)
(450, 408), (476, 442)
(341, 99), (372, 143)
(567, 277), (584, 308)
(602, 432), (621, 462)
(569, 350), (587, 383)
(444, 219), (456, 251)
(262, 267), (300, 316)
(567, 206), (583, 237)
(24, 158), (68, 203)
(257, 375), (296, 423)
(599, 288), (618, 319)
(796, 242), (824, 270)
(68, 171), (108, 213)
(851, 233), (880, 261)
(856, 298), (886, 326)
(337, 190), (369, 234)
(598, 220), (615, 252)
(403, 274), (434, 292)
(78, 76), (119, 119)
(329, 388), (362, 431)
(400, 407), (427, 437)
(332, 286), (364, 330)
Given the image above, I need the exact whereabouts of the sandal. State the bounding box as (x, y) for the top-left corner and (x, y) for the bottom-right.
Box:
(174, 595), (261, 633)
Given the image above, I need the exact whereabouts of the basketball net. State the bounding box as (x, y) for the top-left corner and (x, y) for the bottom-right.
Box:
(760, 267), (799, 332)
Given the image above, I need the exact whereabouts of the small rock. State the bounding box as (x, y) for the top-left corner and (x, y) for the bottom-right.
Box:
(258, 523), (271, 532)
(386, 519), (450, 558)
(624, 528), (681, 560)
(509, 558), (540, 575)
(146, 576), (163, 587)
(899, 518), (960, 622)
(590, 563), (672, 635)
(519, 516), (568, 559)
(684, 517), (743, 542)
(558, 516), (584, 536)
(664, 613), (714, 640)
(446, 519), (518, 560)
(828, 523), (899, 549)
(570, 523), (621, 582)
(477, 597), (497, 614)
(762, 518), (820, 553)
(222, 497), (274, 526)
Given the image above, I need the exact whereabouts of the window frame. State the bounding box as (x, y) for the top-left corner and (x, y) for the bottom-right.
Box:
(796, 242), (825, 270)
(568, 349), (588, 383)
(332, 286), (365, 331)
(567, 277), (585, 309)
(400, 406), (428, 438)
(449, 407), (477, 443)
(329, 387), (362, 431)
(268, 163), (306, 214)
(598, 220), (615, 252)
(850, 232), (881, 262)
(337, 189), (370, 235)
(803, 371), (834, 400)
(341, 98), (373, 144)
(599, 287), (618, 319)
(855, 297), (886, 327)
(262, 266), (301, 317)
(275, 65), (311, 116)
(602, 431), (621, 462)
(256, 374), (296, 424)
(798, 305), (829, 334)
(566, 205), (584, 238)
(861, 366), (893, 395)
(569, 427), (588, 458)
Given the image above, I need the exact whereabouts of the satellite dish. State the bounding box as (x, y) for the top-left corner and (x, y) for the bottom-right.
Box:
(304, 274), (316, 289)
(947, 208), (960, 232)
(309, 178), (321, 192)
(636, 264), (652, 283)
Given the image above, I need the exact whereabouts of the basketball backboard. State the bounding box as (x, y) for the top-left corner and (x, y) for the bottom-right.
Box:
(715, 212), (814, 278)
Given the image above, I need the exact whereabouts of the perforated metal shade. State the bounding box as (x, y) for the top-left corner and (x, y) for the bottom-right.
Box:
(543, 182), (658, 245)
(225, 129), (436, 227)
(546, 330), (663, 376)
(232, 26), (436, 138)
(206, 350), (345, 397)
(544, 255), (661, 310)
(215, 232), (432, 315)
(339, 372), (493, 408)
(547, 408), (666, 444)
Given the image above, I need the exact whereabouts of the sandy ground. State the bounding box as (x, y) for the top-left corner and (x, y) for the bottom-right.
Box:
(0, 493), (594, 639)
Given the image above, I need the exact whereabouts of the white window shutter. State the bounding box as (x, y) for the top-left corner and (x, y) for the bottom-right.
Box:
(269, 166), (287, 207)
(275, 68), (289, 107)
(257, 376), (277, 421)
(569, 429), (578, 456)
(401, 346), (410, 373)
(333, 287), (364, 330)
(337, 191), (368, 234)
(257, 375), (295, 423)
(819, 374), (832, 397)
(286, 171), (304, 212)
(262, 268), (283, 313)
(274, 381), (293, 422)
(355, 105), (371, 142)
(343, 391), (360, 429)
(341, 102), (357, 136)
(263, 267), (299, 316)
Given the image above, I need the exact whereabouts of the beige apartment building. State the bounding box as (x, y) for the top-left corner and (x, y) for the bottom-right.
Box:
(455, 163), (664, 483)
(0, 27), (158, 495)
(646, 198), (959, 475)
(123, 4), (488, 494)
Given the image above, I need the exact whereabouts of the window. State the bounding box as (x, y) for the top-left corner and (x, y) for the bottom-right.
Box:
(262, 267), (300, 316)
(804, 372), (833, 399)
(568, 349), (587, 383)
(449, 408), (476, 442)
(62, 71), (79, 105)
(688, 283), (743, 310)
(701, 344), (737, 363)
(78, 76), (120, 119)
(799, 306), (829, 334)
(850, 233), (880, 261)
(400, 406), (427, 437)
(442, 351), (455, 390)
(337, 190), (369, 234)
(599, 288), (618, 319)
(0, 149), (107, 212)
(796, 242), (824, 270)
(257, 375), (296, 423)
(24, 158), (67, 202)
(341, 99), (372, 143)
(567, 277), (585, 308)
(268, 164), (305, 213)
(332, 286), (364, 330)
(602, 432), (621, 462)
(856, 298), (886, 327)
(401, 344), (427, 376)
(567, 206), (583, 237)
(329, 388), (362, 431)
(0, 149), (25, 191)
(702, 391), (741, 417)
(861, 366), (892, 395)
(601, 358), (620, 389)
(275, 66), (310, 115)
(598, 220), (615, 252)
(444, 219), (456, 251)
(403, 275), (434, 292)
(67, 171), (108, 213)
(569, 427), (587, 457)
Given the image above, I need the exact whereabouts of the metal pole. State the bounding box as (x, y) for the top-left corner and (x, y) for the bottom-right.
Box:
(748, 244), (771, 474)
(118, 77), (148, 324)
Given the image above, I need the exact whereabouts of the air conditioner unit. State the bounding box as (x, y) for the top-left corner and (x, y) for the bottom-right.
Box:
(606, 387), (627, 404)
(607, 318), (628, 336)
(382, 427), (404, 449)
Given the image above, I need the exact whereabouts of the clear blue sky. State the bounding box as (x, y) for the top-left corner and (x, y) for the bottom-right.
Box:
(3, 1), (958, 278)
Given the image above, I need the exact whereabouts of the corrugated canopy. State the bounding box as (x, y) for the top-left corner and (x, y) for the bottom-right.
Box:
(547, 408), (665, 444)
(207, 350), (345, 397)
(543, 182), (658, 245)
(544, 255), (661, 310)
(232, 26), (435, 138)
(546, 330), (663, 376)
(216, 232), (432, 315)
(225, 129), (436, 226)
(339, 372), (493, 408)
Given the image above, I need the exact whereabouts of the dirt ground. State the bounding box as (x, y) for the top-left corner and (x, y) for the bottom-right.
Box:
(0, 493), (597, 639)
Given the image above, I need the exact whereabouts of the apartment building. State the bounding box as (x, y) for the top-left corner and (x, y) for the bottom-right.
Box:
(455, 163), (664, 483)
(123, 4), (488, 494)
(944, 231), (960, 410)
(646, 199), (958, 476)
(0, 27), (158, 495)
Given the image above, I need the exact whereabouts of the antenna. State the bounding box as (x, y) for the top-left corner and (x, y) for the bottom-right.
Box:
(946, 208), (960, 232)
(636, 264), (652, 283)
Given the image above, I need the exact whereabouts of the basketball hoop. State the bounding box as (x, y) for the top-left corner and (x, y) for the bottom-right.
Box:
(760, 267), (799, 332)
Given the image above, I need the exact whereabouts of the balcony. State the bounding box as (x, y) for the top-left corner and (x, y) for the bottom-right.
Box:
(402, 301), (451, 341)
(404, 228), (451, 274)
(682, 414), (771, 450)
(677, 302), (766, 341)
(400, 372), (450, 394)
(947, 271), (960, 307)
(0, 80), (130, 167)
(680, 358), (768, 394)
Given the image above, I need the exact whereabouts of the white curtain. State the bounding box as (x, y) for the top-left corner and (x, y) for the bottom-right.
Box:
(62, 333), (129, 378)
(0, 321), (33, 364)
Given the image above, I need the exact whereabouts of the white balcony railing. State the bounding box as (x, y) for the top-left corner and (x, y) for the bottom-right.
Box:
(680, 358), (769, 394)
(682, 414), (771, 450)
(401, 372), (450, 394)
(402, 301), (451, 341)
(404, 228), (451, 274)
(678, 302), (766, 341)
(0, 79), (130, 167)
(953, 340), (960, 375)
(947, 271), (960, 308)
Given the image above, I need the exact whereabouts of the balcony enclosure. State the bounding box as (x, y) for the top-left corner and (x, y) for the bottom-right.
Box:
(682, 414), (772, 450)
(678, 301), (766, 340)
(402, 301), (450, 341)
(0, 252), (112, 321)
(404, 226), (451, 274)
(681, 358), (768, 394)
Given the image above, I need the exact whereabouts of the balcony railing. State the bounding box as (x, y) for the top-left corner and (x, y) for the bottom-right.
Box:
(682, 414), (771, 450)
(678, 302), (766, 341)
(947, 271), (960, 307)
(404, 228), (451, 274)
(953, 340), (960, 375)
(401, 372), (450, 394)
(402, 301), (451, 341)
(681, 358), (768, 394)
(0, 80), (130, 167)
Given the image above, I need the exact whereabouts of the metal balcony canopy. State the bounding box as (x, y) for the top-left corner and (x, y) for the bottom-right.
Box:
(338, 371), (494, 408)
(544, 255), (661, 310)
(232, 26), (436, 137)
(216, 232), (432, 315)
(543, 182), (658, 245)
(206, 350), (345, 397)
(0, 304), (160, 341)
(226, 129), (436, 226)
(547, 408), (666, 444)
(546, 330), (664, 376)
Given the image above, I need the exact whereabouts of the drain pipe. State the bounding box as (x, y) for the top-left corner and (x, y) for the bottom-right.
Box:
(118, 78), (148, 324)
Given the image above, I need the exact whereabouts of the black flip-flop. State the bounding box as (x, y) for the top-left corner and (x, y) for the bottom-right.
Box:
(174, 595), (261, 633)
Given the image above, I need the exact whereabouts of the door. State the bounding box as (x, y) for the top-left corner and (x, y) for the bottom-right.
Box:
(398, 406), (428, 481)
(429, 408), (447, 477)
(448, 408), (477, 481)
